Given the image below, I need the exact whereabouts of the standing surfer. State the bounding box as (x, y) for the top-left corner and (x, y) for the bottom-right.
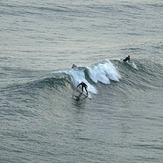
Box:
(76, 82), (88, 96)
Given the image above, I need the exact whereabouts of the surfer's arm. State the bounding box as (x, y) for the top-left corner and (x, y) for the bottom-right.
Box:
(76, 83), (80, 88)
(76, 84), (81, 90)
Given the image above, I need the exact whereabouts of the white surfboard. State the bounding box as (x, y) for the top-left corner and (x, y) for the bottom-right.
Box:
(120, 59), (138, 70)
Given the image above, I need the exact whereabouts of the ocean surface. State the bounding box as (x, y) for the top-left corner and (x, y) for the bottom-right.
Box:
(0, 0), (163, 162)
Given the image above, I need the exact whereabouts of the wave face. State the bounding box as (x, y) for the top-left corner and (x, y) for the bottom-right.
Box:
(22, 58), (162, 98)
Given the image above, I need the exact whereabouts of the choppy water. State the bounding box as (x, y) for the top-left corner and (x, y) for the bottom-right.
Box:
(0, 0), (163, 162)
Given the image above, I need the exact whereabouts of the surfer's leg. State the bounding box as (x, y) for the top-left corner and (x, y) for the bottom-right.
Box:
(82, 86), (84, 92)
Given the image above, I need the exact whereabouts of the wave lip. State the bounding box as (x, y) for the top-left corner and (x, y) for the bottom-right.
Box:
(87, 60), (121, 84)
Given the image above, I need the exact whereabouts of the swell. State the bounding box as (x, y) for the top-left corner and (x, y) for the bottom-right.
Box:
(1, 59), (162, 100)
(28, 59), (163, 95)
(0, 58), (162, 120)
(116, 59), (163, 91)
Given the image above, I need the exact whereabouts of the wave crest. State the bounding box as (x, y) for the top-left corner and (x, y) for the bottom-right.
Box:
(52, 60), (120, 94)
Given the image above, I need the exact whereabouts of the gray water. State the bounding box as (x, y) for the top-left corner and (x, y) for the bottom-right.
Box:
(0, 0), (163, 162)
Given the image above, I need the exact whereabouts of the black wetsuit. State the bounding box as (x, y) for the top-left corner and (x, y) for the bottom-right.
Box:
(123, 56), (130, 62)
(80, 82), (87, 87)
(77, 82), (88, 94)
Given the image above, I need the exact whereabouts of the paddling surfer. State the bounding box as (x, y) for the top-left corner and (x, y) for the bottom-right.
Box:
(123, 55), (130, 62)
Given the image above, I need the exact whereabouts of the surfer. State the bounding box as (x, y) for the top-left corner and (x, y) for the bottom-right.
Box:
(123, 55), (130, 62)
(72, 64), (77, 68)
(76, 82), (88, 96)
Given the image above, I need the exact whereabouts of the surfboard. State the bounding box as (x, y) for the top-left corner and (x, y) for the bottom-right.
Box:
(126, 61), (138, 70)
(72, 88), (92, 100)
(120, 59), (138, 70)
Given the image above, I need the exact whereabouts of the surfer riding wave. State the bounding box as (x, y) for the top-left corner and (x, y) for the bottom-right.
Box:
(76, 82), (88, 96)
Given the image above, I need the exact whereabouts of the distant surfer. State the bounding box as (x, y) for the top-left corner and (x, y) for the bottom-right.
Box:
(72, 64), (77, 68)
(76, 82), (88, 96)
(123, 55), (130, 62)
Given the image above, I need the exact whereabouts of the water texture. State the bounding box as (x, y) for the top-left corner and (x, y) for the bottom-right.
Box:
(0, 0), (163, 162)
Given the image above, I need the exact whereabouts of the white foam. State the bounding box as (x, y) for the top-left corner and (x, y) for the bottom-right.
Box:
(87, 60), (121, 84)
(51, 60), (120, 94)
(56, 68), (98, 94)
(87, 66), (110, 84)
(131, 62), (139, 70)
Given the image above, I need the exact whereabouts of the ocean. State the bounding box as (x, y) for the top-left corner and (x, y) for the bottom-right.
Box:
(0, 0), (163, 162)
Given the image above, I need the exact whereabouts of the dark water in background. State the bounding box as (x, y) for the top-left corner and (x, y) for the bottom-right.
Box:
(0, 0), (163, 162)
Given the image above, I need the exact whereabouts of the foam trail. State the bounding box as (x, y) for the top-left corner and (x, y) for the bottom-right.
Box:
(120, 59), (139, 70)
(131, 62), (139, 70)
